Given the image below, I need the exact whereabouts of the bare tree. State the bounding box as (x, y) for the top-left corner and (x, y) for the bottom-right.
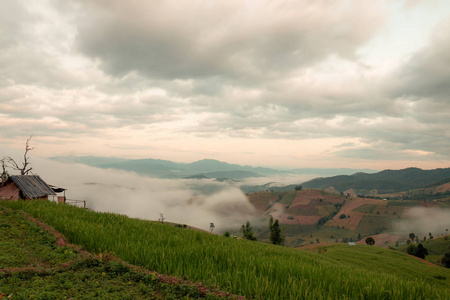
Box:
(158, 213), (166, 224)
(3, 135), (34, 176)
(209, 222), (215, 233)
(0, 158), (8, 183)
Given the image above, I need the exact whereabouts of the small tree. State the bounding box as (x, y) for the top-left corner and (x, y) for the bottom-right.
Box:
(0, 158), (9, 183)
(223, 231), (231, 237)
(407, 243), (417, 255)
(158, 213), (165, 224)
(414, 243), (428, 259)
(365, 237), (375, 245)
(209, 223), (215, 233)
(437, 253), (450, 268)
(268, 216), (284, 245)
(240, 220), (257, 241)
(409, 233), (416, 242)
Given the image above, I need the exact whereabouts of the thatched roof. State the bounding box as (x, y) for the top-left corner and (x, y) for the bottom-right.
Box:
(4, 175), (56, 199)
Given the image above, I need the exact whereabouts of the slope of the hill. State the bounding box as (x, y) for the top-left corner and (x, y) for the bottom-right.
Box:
(302, 167), (450, 194)
(396, 235), (450, 266)
(2, 200), (450, 299)
(247, 189), (450, 247)
(0, 205), (234, 299)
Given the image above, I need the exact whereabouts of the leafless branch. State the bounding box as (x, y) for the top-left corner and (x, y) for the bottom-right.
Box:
(3, 135), (35, 176)
(0, 158), (8, 183)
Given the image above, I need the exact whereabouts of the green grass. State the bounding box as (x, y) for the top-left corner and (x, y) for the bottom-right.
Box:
(356, 216), (392, 236)
(0, 205), (226, 300)
(3, 200), (450, 299)
(314, 225), (356, 242)
(396, 236), (450, 265)
(316, 204), (335, 216)
(436, 199), (450, 208)
(352, 204), (377, 213)
(277, 191), (297, 206)
(387, 200), (419, 207)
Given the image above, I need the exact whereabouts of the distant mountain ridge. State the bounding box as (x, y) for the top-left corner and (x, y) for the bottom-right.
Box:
(49, 156), (376, 180)
(301, 167), (450, 194)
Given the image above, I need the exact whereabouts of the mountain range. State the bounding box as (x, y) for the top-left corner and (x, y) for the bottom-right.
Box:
(50, 156), (375, 180)
(302, 167), (450, 194)
(50, 156), (450, 194)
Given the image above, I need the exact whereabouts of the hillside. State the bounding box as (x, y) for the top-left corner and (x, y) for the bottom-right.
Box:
(2, 200), (450, 299)
(0, 205), (230, 299)
(247, 188), (450, 247)
(396, 235), (450, 266)
(302, 167), (450, 194)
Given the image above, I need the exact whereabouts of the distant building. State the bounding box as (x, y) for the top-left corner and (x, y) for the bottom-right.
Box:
(348, 242), (357, 246)
(0, 175), (56, 201)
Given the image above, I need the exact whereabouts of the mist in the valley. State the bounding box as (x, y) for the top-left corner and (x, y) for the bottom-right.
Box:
(393, 207), (450, 237)
(240, 174), (316, 188)
(31, 157), (258, 232)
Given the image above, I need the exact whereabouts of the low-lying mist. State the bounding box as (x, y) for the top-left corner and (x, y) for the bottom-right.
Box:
(393, 207), (450, 237)
(32, 158), (258, 232)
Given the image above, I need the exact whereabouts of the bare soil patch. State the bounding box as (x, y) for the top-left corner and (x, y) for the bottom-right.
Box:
(356, 233), (403, 247)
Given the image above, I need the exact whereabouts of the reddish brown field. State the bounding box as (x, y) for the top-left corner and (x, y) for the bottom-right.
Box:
(328, 213), (364, 230)
(248, 191), (279, 214)
(356, 233), (404, 247)
(435, 182), (450, 193)
(327, 197), (386, 230)
(290, 190), (321, 206)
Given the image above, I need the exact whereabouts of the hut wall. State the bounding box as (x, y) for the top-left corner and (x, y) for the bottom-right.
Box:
(0, 182), (21, 200)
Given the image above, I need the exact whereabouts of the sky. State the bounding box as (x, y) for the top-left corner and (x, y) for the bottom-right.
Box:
(1, 0), (450, 170)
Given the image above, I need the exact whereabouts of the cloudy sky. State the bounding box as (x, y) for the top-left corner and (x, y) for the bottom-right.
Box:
(1, 0), (450, 170)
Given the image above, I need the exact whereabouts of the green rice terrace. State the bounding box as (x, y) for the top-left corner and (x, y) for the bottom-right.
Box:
(2, 200), (450, 299)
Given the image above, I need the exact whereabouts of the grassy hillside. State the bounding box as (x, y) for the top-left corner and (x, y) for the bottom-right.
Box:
(396, 236), (450, 266)
(2, 200), (450, 299)
(0, 205), (226, 299)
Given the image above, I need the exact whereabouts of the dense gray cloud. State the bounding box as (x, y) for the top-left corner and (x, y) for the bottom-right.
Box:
(75, 0), (385, 81)
(391, 17), (450, 101)
(0, 0), (449, 167)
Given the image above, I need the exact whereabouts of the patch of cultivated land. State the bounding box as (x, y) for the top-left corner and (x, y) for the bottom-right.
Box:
(356, 233), (404, 247)
(327, 197), (385, 230)
(0, 205), (236, 300)
(247, 191), (279, 214)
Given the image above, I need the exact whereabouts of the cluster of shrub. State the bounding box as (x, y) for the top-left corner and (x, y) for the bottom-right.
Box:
(224, 216), (285, 245)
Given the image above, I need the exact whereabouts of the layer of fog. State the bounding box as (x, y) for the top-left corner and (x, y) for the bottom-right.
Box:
(2, 145), (319, 232)
(393, 207), (450, 237)
(240, 174), (317, 187)
(30, 157), (260, 232)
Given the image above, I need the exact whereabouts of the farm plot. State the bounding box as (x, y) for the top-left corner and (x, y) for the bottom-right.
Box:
(317, 205), (336, 216)
(248, 191), (279, 213)
(356, 233), (404, 247)
(352, 204), (377, 214)
(327, 213), (364, 231)
(356, 216), (392, 237)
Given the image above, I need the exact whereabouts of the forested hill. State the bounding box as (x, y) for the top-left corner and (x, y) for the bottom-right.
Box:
(302, 167), (450, 194)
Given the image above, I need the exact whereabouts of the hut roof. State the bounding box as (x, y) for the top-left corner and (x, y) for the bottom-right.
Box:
(7, 175), (56, 199)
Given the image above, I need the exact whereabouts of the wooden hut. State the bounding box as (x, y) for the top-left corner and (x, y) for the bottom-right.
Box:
(0, 175), (56, 201)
